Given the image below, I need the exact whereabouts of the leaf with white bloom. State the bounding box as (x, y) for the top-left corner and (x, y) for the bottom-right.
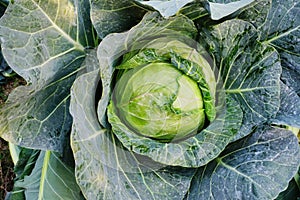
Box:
(0, 0), (93, 151)
(187, 126), (300, 200)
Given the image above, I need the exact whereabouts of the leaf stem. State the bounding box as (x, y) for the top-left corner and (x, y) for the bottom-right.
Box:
(38, 151), (51, 200)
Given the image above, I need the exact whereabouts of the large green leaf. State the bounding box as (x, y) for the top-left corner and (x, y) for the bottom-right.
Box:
(70, 50), (195, 199)
(186, 126), (300, 200)
(258, 0), (300, 95)
(12, 151), (83, 200)
(90, 0), (149, 39)
(200, 19), (281, 141)
(0, 0), (93, 151)
(136, 0), (194, 17)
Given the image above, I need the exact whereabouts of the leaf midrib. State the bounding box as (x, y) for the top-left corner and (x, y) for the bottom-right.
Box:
(38, 151), (51, 200)
(263, 26), (299, 45)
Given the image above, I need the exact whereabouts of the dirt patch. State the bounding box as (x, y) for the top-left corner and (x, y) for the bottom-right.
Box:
(0, 138), (15, 198)
(0, 76), (26, 105)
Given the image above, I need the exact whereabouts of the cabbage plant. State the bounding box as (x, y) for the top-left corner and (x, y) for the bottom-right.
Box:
(0, 0), (299, 199)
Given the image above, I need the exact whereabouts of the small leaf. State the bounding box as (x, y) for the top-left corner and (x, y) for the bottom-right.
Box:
(137, 0), (194, 17)
(208, 0), (255, 20)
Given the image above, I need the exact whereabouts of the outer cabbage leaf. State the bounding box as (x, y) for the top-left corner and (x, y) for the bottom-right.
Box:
(70, 50), (195, 200)
(12, 151), (83, 200)
(0, 0), (93, 151)
(90, 0), (149, 39)
(200, 19), (281, 141)
(258, 0), (300, 95)
(96, 12), (242, 167)
(186, 126), (300, 200)
(137, 0), (194, 17)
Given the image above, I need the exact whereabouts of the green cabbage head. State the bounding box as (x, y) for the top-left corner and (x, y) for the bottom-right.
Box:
(107, 27), (220, 142)
(112, 62), (205, 141)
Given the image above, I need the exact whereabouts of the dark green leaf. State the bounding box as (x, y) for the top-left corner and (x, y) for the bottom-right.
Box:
(8, 148), (40, 200)
(90, 0), (149, 39)
(281, 66), (300, 97)
(276, 177), (300, 200)
(237, 0), (271, 28)
(271, 82), (300, 128)
(74, 0), (98, 48)
(258, 0), (300, 96)
(200, 19), (281, 141)
(187, 126), (300, 200)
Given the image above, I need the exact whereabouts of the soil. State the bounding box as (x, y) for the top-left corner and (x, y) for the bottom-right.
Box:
(0, 138), (15, 199)
(0, 76), (26, 199)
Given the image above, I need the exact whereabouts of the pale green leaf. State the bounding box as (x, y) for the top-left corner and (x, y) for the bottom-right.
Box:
(208, 0), (255, 20)
(137, 0), (194, 17)
(0, 0), (91, 151)
(94, 12), (242, 168)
